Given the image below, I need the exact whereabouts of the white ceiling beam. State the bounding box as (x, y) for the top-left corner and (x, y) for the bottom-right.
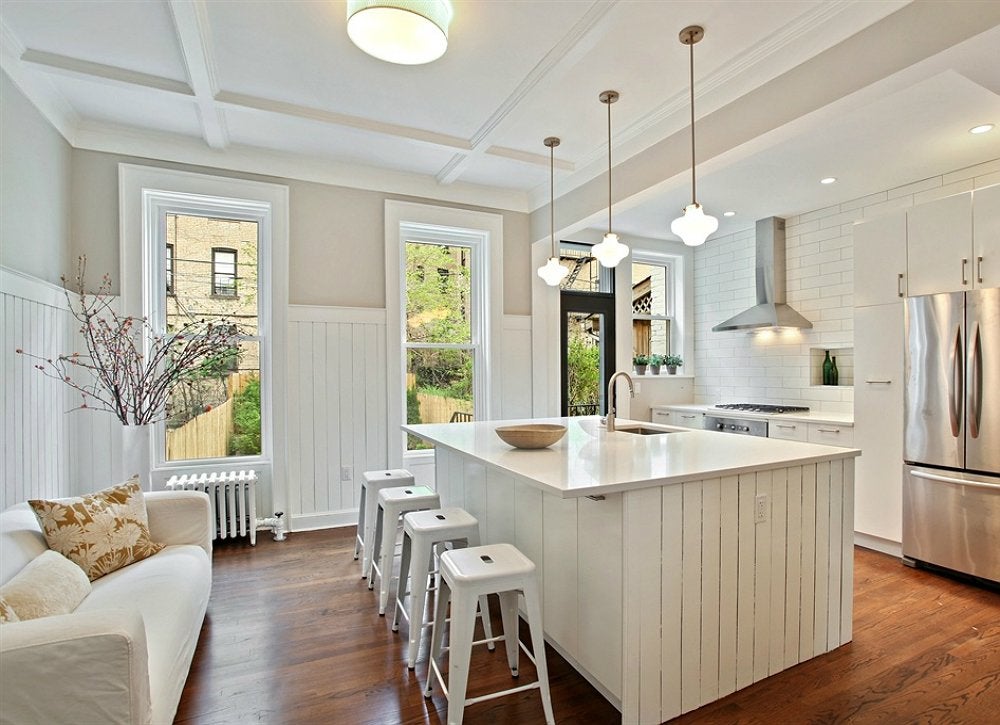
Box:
(19, 49), (194, 97)
(434, 0), (620, 185)
(168, 0), (229, 149)
(485, 145), (574, 172)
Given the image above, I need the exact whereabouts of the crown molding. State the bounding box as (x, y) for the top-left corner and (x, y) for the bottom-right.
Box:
(73, 119), (531, 212)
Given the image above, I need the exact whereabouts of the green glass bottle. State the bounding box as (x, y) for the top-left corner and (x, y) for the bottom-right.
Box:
(822, 350), (832, 385)
(831, 356), (839, 386)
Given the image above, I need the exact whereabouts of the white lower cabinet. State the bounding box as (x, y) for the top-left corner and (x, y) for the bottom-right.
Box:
(807, 423), (854, 447)
(853, 302), (904, 543)
(768, 420), (808, 442)
(651, 409), (673, 425)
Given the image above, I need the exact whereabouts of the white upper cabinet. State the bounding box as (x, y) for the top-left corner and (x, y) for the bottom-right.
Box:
(906, 192), (972, 296)
(854, 209), (906, 307)
(973, 184), (1000, 289)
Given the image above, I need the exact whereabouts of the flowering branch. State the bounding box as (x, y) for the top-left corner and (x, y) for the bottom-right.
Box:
(16, 256), (241, 425)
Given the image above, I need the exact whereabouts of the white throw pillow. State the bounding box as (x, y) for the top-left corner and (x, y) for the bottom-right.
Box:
(0, 549), (91, 621)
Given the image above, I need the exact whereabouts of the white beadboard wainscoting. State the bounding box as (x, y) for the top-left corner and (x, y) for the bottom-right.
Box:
(1, 267), (120, 509)
(285, 305), (389, 531)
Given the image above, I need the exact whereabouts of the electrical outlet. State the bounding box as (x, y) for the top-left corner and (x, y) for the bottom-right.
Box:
(341, 465), (353, 482)
(634, 382), (641, 394)
(755, 494), (768, 523)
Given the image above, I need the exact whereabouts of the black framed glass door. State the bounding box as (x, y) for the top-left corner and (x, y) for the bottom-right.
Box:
(560, 290), (616, 417)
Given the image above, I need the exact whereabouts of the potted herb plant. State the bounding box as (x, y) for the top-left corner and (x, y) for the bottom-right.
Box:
(649, 354), (663, 375)
(664, 354), (683, 374)
(633, 354), (649, 375)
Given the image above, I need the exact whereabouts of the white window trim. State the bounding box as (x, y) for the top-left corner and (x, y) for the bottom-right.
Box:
(630, 253), (679, 356)
(118, 165), (288, 507)
(385, 201), (503, 468)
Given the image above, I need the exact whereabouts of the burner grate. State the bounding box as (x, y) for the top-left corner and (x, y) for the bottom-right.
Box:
(715, 403), (810, 414)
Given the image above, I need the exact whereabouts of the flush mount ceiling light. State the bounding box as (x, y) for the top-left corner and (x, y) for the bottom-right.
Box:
(592, 90), (630, 268)
(970, 123), (995, 134)
(346, 0), (453, 65)
(671, 26), (718, 247)
(820, 177), (837, 185)
(538, 137), (569, 287)
(723, 211), (736, 217)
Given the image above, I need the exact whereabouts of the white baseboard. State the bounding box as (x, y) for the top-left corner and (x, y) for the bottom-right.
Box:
(853, 531), (902, 558)
(290, 509), (357, 532)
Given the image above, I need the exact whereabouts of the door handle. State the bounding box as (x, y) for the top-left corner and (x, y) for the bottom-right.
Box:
(911, 469), (1000, 491)
(977, 255), (984, 284)
(865, 379), (892, 384)
(969, 323), (982, 439)
(897, 273), (905, 298)
(948, 325), (963, 438)
(962, 258), (968, 285)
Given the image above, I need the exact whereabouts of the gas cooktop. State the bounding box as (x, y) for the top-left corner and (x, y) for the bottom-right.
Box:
(714, 403), (810, 414)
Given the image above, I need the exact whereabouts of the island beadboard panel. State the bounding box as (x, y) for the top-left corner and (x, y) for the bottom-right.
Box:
(431, 447), (855, 725)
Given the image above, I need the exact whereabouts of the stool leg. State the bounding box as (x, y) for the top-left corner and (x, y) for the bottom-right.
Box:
(424, 577), (451, 698)
(466, 532), (495, 651)
(403, 536), (434, 668)
(497, 590), (521, 677)
(522, 580), (555, 725)
(362, 488), (379, 579)
(377, 506), (398, 614)
(354, 484), (366, 562)
(392, 530), (413, 633)
(445, 589), (477, 725)
(369, 505), (383, 591)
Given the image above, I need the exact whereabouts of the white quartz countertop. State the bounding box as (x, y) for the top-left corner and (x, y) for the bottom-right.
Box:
(404, 416), (859, 498)
(651, 404), (854, 426)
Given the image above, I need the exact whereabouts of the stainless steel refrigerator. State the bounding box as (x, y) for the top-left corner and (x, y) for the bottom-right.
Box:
(903, 288), (1000, 583)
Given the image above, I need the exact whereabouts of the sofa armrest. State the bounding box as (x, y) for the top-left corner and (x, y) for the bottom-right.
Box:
(144, 490), (213, 556)
(0, 608), (151, 725)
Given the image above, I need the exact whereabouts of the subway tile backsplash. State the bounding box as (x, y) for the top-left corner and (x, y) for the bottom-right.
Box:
(692, 160), (997, 414)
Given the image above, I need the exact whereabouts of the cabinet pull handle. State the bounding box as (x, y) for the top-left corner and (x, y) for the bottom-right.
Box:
(865, 379), (892, 385)
(962, 258), (968, 285)
(977, 255), (984, 284)
(817, 428), (840, 433)
(776, 424), (796, 429)
(680, 414), (696, 419)
(897, 273), (904, 297)
(586, 495), (606, 501)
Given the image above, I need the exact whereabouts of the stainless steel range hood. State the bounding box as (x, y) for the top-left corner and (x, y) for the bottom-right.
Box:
(712, 217), (813, 332)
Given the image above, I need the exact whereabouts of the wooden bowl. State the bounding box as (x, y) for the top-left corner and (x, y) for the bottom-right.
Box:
(495, 423), (567, 449)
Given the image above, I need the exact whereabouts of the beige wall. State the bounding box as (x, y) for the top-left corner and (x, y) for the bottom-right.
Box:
(0, 71), (72, 285)
(69, 150), (532, 313)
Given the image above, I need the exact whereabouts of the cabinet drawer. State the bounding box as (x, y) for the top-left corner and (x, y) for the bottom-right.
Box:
(674, 412), (704, 429)
(651, 410), (673, 425)
(807, 423), (854, 447)
(768, 420), (808, 442)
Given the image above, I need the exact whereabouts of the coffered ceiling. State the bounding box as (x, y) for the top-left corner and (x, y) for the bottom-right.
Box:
(2, 1), (999, 243)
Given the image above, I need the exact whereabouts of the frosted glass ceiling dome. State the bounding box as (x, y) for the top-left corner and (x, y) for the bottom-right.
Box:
(347, 1), (453, 65)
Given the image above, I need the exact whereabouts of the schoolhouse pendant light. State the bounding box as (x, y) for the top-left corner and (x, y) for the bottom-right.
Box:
(591, 90), (630, 267)
(670, 25), (718, 247)
(538, 137), (569, 287)
(346, 1), (453, 65)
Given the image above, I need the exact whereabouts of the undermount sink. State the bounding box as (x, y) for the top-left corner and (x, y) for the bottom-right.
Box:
(617, 426), (673, 436)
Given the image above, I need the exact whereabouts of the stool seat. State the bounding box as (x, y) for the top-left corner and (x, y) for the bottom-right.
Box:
(426, 543), (555, 725)
(370, 485), (440, 615)
(355, 469), (414, 579)
(393, 508), (494, 669)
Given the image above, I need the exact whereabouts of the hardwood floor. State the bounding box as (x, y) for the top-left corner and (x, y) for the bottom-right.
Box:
(175, 527), (1000, 724)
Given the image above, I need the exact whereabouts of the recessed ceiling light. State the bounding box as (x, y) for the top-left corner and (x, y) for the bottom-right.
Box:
(820, 177), (837, 185)
(723, 211), (736, 217)
(969, 123), (995, 134)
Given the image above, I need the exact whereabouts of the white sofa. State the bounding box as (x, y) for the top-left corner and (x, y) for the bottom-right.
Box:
(0, 491), (213, 725)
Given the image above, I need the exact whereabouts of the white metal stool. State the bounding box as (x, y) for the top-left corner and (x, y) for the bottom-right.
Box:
(370, 485), (441, 615)
(424, 543), (555, 725)
(392, 508), (495, 669)
(355, 469), (414, 579)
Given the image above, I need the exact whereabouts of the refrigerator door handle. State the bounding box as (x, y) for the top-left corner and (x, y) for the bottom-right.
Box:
(911, 468), (1000, 492)
(949, 325), (963, 438)
(969, 322), (982, 439)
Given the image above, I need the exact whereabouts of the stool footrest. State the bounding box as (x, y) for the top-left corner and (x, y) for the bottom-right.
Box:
(465, 681), (541, 707)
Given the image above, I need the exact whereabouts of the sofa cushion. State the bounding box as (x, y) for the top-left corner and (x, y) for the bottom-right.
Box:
(0, 550), (91, 621)
(29, 478), (164, 581)
(0, 593), (19, 623)
(76, 544), (212, 725)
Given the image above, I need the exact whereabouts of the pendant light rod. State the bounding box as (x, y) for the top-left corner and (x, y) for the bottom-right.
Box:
(599, 90), (619, 234)
(680, 25), (704, 205)
(544, 136), (560, 257)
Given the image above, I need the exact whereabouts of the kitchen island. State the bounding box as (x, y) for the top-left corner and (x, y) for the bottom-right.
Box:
(404, 416), (860, 724)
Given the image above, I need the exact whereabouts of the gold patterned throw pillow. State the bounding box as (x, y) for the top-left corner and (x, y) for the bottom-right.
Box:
(28, 477), (164, 581)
